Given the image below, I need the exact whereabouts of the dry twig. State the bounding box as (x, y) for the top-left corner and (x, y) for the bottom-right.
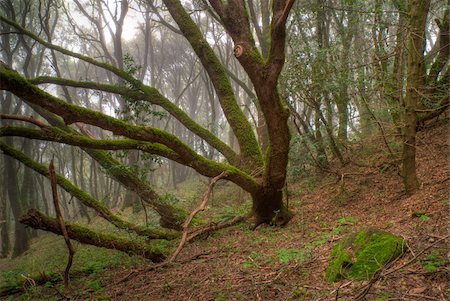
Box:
(49, 159), (75, 288)
(169, 171), (228, 262)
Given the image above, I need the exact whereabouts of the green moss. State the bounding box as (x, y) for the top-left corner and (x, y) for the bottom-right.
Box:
(325, 243), (353, 282)
(326, 228), (405, 282)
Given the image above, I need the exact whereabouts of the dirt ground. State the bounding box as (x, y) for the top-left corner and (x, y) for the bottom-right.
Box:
(88, 122), (448, 301)
(5, 122), (449, 301)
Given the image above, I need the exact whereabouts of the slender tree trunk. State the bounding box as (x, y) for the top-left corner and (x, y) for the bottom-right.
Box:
(3, 93), (30, 257)
(0, 184), (10, 258)
(402, 0), (431, 194)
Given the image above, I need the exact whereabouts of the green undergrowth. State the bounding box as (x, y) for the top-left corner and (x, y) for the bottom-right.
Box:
(421, 249), (447, 273)
(0, 235), (144, 295)
(242, 224), (338, 269)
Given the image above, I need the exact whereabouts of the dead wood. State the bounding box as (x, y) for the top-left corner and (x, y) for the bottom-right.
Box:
(49, 159), (75, 288)
(0, 113), (48, 127)
(187, 215), (246, 242)
(169, 172), (228, 262)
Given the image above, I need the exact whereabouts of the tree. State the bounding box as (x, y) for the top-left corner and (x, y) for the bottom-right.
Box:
(401, 0), (431, 194)
(0, 0), (296, 251)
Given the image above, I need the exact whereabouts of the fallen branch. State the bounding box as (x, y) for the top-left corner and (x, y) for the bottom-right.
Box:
(20, 209), (166, 262)
(115, 172), (236, 284)
(187, 215), (246, 242)
(380, 234), (449, 278)
(49, 159), (75, 288)
(169, 171), (228, 262)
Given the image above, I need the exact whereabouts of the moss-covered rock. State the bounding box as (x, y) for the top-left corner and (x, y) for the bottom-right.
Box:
(325, 228), (405, 282)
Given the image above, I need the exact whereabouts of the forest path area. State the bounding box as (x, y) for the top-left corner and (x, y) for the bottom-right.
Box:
(1, 122), (448, 301)
(101, 122), (449, 300)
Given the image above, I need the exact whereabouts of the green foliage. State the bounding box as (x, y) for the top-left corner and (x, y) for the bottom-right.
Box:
(375, 292), (393, 301)
(162, 280), (173, 293)
(287, 135), (321, 187)
(242, 251), (272, 268)
(214, 291), (228, 301)
(326, 229), (405, 282)
(338, 216), (359, 225)
(87, 280), (104, 292)
(291, 286), (310, 299)
(419, 215), (430, 221)
(422, 250), (446, 273)
(277, 248), (309, 264)
(85, 262), (105, 275)
(0, 236), (143, 293)
(161, 193), (181, 205)
(116, 53), (168, 125)
(123, 53), (141, 77)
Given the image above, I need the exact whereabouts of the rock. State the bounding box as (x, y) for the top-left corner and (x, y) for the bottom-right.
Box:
(325, 228), (405, 282)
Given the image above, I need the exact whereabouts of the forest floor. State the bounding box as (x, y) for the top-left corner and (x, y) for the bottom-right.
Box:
(1, 121), (448, 301)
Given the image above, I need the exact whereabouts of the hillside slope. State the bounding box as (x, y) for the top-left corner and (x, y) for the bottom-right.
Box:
(2, 122), (449, 301)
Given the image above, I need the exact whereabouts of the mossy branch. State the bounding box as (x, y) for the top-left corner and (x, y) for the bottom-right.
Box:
(0, 124), (258, 192)
(15, 104), (188, 229)
(0, 140), (179, 240)
(0, 15), (239, 164)
(30, 76), (239, 164)
(0, 66), (258, 192)
(0, 126), (184, 163)
(162, 0), (263, 168)
(0, 15), (137, 86)
(0, 13), (261, 169)
(20, 209), (168, 261)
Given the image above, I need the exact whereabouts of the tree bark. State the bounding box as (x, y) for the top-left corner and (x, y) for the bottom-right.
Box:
(20, 209), (166, 262)
(402, 0), (431, 194)
(251, 187), (292, 227)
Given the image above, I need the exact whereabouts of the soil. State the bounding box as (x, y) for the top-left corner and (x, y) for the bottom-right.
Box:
(6, 122), (450, 300)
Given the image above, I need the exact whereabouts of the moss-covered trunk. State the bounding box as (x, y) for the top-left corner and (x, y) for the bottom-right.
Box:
(20, 209), (167, 262)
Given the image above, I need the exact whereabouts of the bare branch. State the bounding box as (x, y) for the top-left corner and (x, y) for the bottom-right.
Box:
(0, 114), (48, 128)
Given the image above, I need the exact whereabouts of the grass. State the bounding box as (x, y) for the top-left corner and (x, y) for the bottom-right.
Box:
(0, 234), (144, 294)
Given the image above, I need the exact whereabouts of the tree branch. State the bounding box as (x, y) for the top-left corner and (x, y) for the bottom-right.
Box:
(169, 171), (228, 262)
(0, 65), (259, 193)
(0, 113), (48, 127)
(0, 140), (179, 240)
(20, 209), (167, 261)
(49, 159), (75, 288)
(162, 0), (263, 169)
(267, 0), (296, 84)
(0, 124), (257, 193)
(30, 76), (239, 164)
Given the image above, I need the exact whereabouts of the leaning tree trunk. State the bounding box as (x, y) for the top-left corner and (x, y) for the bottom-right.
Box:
(20, 209), (166, 262)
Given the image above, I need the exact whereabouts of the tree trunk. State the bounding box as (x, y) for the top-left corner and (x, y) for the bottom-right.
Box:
(251, 187), (292, 227)
(0, 190), (9, 258)
(20, 209), (166, 262)
(2, 94), (30, 257)
(402, 0), (431, 194)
